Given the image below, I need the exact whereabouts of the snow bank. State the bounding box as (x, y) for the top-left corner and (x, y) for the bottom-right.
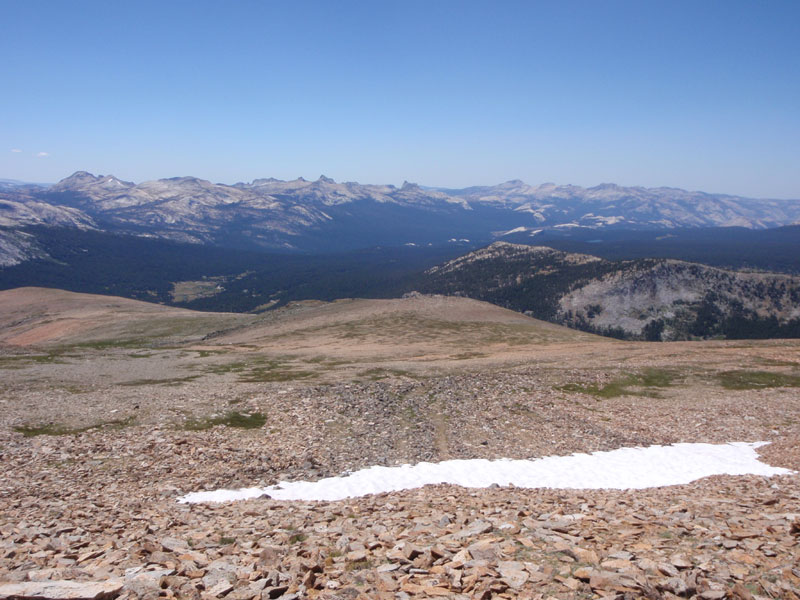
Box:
(178, 441), (792, 504)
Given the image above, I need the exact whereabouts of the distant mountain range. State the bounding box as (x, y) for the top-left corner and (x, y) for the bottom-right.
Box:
(1, 171), (799, 266)
(2, 169), (800, 341)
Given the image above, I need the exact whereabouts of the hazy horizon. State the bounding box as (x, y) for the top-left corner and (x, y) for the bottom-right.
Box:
(6, 170), (800, 202)
(3, 0), (799, 199)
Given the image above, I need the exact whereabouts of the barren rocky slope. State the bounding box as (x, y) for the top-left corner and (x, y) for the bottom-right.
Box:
(1, 289), (799, 600)
(0, 287), (256, 347)
(0, 196), (96, 266)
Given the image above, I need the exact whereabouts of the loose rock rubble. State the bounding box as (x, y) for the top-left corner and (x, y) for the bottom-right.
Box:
(1, 294), (799, 599)
(2, 373), (798, 600)
(1, 461), (799, 600)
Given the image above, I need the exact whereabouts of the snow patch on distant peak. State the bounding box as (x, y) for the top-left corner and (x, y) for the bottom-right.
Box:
(498, 226), (530, 236)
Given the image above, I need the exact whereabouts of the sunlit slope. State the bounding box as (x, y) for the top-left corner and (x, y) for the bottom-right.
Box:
(208, 295), (605, 361)
(0, 287), (255, 347)
(0, 288), (606, 376)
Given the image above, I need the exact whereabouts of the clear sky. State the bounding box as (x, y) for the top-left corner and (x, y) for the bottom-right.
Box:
(2, 0), (799, 198)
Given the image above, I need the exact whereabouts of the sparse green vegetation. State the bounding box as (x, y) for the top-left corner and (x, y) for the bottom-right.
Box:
(120, 375), (201, 386)
(202, 361), (250, 375)
(716, 370), (800, 390)
(70, 338), (151, 350)
(359, 367), (416, 380)
(558, 368), (677, 398)
(0, 352), (69, 368)
(238, 367), (314, 382)
(288, 532), (308, 544)
(14, 416), (135, 437)
(197, 358), (316, 382)
(636, 368), (675, 388)
(191, 349), (225, 358)
(345, 559), (373, 571)
(14, 423), (85, 437)
(182, 411), (267, 431)
(451, 351), (487, 360)
(753, 357), (799, 367)
(508, 401), (538, 416)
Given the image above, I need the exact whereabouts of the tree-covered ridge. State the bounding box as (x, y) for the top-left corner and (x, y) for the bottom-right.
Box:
(415, 243), (800, 341)
(2, 231), (799, 341)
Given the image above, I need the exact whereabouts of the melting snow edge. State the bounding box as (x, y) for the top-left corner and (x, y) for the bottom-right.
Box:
(178, 441), (794, 504)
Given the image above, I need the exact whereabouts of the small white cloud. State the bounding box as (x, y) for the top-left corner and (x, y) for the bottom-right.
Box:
(11, 148), (22, 153)
(36, 151), (49, 157)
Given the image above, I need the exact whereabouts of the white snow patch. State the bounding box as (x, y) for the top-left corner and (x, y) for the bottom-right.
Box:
(583, 214), (627, 225)
(178, 442), (792, 504)
(499, 226), (529, 236)
(553, 222), (584, 229)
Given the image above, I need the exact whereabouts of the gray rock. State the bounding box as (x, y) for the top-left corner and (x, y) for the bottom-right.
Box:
(0, 580), (124, 600)
(497, 561), (529, 589)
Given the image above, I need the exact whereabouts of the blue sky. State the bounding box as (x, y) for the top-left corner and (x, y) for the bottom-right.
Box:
(2, 0), (799, 197)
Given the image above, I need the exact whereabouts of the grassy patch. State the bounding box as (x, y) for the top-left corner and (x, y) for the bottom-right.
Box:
(14, 416), (135, 437)
(306, 356), (349, 366)
(201, 361), (250, 375)
(358, 367), (416, 381)
(199, 359), (315, 382)
(508, 401), (539, 416)
(182, 411), (267, 431)
(120, 375), (201, 386)
(288, 532), (308, 544)
(56, 384), (90, 394)
(69, 339), (150, 350)
(450, 351), (487, 360)
(558, 368), (677, 398)
(716, 370), (800, 390)
(345, 560), (373, 571)
(0, 352), (70, 368)
(238, 367), (314, 382)
(191, 349), (226, 359)
(14, 423), (84, 437)
(636, 368), (675, 387)
(753, 357), (799, 367)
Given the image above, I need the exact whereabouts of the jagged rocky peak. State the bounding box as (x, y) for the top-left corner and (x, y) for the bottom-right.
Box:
(54, 171), (101, 186)
(8, 171), (799, 258)
(52, 171), (132, 190)
(98, 174), (133, 188)
(430, 242), (604, 275)
(161, 176), (205, 184)
(245, 177), (282, 187)
(483, 241), (581, 259)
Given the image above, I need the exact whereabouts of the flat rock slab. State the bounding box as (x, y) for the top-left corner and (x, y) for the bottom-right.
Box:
(0, 580), (123, 600)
